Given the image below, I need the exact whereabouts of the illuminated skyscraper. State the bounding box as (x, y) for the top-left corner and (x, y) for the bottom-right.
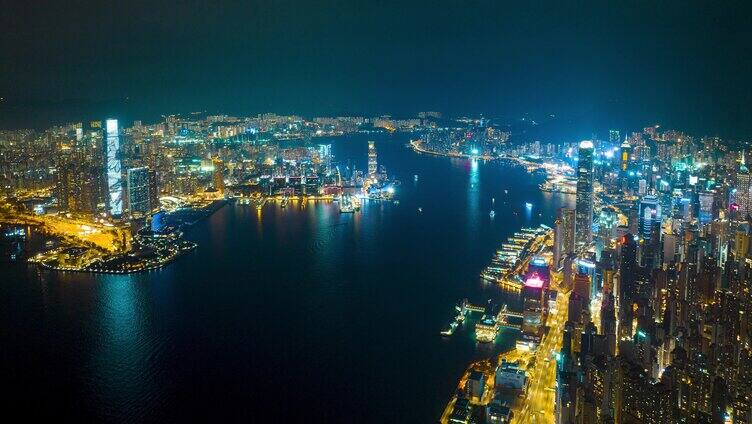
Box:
(367, 141), (377, 179)
(597, 207), (618, 246)
(148, 169), (159, 212)
(736, 152), (751, 219)
(574, 271), (591, 303)
(698, 191), (714, 224)
(213, 158), (225, 194)
(127, 167), (150, 217)
(600, 294), (617, 356)
(56, 162), (75, 210)
(554, 208), (575, 269)
(104, 119), (123, 217)
(609, 129), (620, 144)
(522, 279), (545, 340)
(620, 138), (632, 172)
(638, 195), (661, 241)
(59, 159), (100, 215)
(317, 143), (332, 174)
(618, 234), (639, 338)
(575, 140), (594, 250)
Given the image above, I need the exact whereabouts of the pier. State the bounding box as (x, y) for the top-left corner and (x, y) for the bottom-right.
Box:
(442, 301), (522, 339)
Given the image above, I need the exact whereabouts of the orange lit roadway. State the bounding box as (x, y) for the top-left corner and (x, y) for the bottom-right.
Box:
(0, 212), (129, 252)
(439, 288), (568, 424)
(511, 288), (570, 424)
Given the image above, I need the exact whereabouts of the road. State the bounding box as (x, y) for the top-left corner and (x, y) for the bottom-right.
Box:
(511, 289), (570, 424)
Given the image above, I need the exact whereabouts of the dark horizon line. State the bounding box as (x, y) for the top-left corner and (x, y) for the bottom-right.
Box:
(0, 99), (747, 142)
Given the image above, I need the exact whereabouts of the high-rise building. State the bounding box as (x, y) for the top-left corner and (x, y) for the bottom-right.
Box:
(56, 162), (75, 211)
(127, 167), (150, 217)
(317, 143), (332, 174)
(574, 271), (591, 303)
(213, 158), (225, 194)
(104, 119), (124, 217)
(639, 195), (661, 241)
(556, 322), (577, 424)
(367, 141), (377, 179)
(576, 140), (595, 250)
(698, 191), (714, 224)
(609, 129), (621, 144)
(600, 294), (617, 356)
(618, 234), (639, 338)
(522, 277), (545, 340)
(597, 207), (618, 257)
(620, 139), (632, 173)
(148, 169), (159, 212)
(736, 152), (751, 219)
(555, 208), (575, 269)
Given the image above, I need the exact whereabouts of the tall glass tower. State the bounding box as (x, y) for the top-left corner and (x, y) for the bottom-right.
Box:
(638, 195), (661, 241)
(554, 207), (575, 269)
(127, 167), (150, 216)
(736, 152), (751, 219)
(367, 141), (377, 179)
(104, 119), (123, 217)
(575, 140), (594, 251)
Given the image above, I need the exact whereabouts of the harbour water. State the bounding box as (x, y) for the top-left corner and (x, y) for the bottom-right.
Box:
(0, 133), (573, 422)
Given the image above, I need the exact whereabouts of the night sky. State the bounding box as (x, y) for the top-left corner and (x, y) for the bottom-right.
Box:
(1, 1), (751, 136)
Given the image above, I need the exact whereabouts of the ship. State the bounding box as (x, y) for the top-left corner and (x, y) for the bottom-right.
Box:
(441, 299), (469, 336)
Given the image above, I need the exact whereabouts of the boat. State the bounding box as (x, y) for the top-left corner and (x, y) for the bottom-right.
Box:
(281, 197), (289, 208)
(455, 298), (469, 316)
(489, 210), (495, 218)
(414, 174), (419, 181)
(418, 207), (423, 213)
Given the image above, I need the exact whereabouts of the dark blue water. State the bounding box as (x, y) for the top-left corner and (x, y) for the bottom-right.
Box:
(0, 133), (573, 422)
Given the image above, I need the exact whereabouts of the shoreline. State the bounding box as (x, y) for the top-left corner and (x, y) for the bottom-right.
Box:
(28, 200), (227, 275)
(412, 141), (562, 423)
(33, 243), (197, 275)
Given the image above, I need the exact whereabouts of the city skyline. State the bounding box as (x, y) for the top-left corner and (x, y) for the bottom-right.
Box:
(1, 2), (752, 137)
(3, 1), (752, 423)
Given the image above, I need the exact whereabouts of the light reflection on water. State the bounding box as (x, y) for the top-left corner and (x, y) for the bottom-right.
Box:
(1, 133), (574, 422)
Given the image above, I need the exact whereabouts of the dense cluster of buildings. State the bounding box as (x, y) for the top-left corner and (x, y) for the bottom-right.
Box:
(419, 118), (511, 157)
(4, 113), (752, 418)
(0, 112), (420, 267)
(443, 124), (752, 424)
(549, 127), (752, 423)
(0, 112), (429, 225)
